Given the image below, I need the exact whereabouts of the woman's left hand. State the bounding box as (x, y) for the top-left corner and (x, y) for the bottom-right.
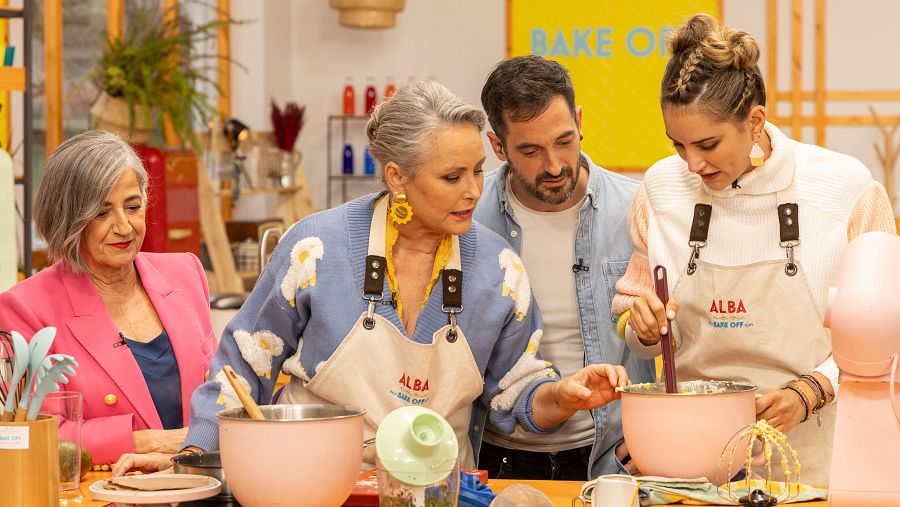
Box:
(756, 390), (805, 433)
(112, 452), (176, 477)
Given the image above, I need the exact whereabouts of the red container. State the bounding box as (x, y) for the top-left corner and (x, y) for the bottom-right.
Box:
(365, 85), (377, 116)
(343, 81), (355, 116)
(133, 145), (169, 253)
(163, 149), (201, 257)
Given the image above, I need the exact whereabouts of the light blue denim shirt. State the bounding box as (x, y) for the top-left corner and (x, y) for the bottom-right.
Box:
(472, 153), (656, 479)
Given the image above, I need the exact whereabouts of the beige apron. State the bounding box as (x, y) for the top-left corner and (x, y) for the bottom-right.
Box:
(672, 183), (835, 486)
(279, 197), (484, 469)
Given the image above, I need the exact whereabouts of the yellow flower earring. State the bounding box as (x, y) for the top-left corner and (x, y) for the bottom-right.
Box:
(749, 130), (765, 167)
(389, 192), (413, 225)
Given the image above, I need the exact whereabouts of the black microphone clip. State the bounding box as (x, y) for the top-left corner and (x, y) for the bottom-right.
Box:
(572, 258), (590, 273)
(114, 332), (129, 348)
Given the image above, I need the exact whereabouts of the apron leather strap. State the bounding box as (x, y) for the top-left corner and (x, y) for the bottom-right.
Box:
(688, 182), (801, 276)
(363, 197), (391, 329)
(687, 191), (713, 276)
(441, 236), (463, 342)
(776, 185), (800, 276)
(366, 194), (465, 336)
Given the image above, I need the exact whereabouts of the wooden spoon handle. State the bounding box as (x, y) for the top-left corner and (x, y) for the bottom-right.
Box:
(222, 365), (265, 420)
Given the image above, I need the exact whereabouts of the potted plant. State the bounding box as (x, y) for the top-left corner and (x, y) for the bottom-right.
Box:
(91, 2), (243, 151)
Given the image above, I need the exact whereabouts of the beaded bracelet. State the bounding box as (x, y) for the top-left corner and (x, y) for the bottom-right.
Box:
(783, 385), (810, 423)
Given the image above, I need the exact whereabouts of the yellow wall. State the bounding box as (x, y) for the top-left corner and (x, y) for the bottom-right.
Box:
(508, 0), (719, 171)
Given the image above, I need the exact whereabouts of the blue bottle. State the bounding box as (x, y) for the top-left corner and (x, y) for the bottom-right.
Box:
(364, 146), (376, 175)
(342, 144), (354, 175)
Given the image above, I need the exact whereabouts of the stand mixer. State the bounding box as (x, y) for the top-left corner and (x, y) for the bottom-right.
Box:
(824, 231), (900, 506)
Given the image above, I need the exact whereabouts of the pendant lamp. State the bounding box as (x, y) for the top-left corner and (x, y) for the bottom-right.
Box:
(330, 0), (405, 28)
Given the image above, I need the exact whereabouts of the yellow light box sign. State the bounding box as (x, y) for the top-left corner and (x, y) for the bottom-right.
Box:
(507, 0), (720, 171)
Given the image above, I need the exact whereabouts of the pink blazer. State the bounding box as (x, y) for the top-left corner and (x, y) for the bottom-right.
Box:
(0, 252), (216, 465)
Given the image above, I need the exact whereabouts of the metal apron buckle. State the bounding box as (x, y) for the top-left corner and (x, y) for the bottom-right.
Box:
(441, 304), (463, 342)
(687, 241), (705, 275)
(362, 291), (384, 330)
(781, 241), (799, 276)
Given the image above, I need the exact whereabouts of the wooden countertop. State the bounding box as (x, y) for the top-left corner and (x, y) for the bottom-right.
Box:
(79, 472), (828, 506)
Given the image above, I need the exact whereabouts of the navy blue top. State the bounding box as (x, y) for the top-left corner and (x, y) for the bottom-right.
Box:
(126, 330), (183, 430)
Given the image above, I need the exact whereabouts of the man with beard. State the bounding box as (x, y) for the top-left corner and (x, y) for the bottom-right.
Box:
(473, 55), (655, 480)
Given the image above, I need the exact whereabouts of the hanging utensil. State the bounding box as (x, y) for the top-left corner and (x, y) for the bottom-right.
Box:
(654, 266), (677, 394)
(24, 354), (78, 421)
(0, 331), (12, 406)
(222, 365), (265, 420)
(1, 331), (29, 421)
(14, 327), (57, 420)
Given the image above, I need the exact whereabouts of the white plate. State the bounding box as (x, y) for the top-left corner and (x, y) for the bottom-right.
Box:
(89, 473), (222, 504)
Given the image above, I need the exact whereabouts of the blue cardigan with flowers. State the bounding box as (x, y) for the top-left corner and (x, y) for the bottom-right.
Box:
(185, 192), (560, 453)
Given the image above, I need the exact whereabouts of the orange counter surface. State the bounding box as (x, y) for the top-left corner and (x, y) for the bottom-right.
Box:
(79, 472), (828, 507)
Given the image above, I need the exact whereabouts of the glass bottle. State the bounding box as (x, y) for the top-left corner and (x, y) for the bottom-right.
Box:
(384, 76), (396, 100)
(364, 146), (376, 175)
(343, 144), (354, 175)
(343, 77), (355, 116)
(365, 76), (377, 116)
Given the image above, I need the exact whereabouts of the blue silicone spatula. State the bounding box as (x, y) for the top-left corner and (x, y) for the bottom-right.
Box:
(25, 354), (78, 421)
(14, 327), (57, 421)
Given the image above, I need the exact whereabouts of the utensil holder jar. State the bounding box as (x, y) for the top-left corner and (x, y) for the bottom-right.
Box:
(0, 415), (60, 507)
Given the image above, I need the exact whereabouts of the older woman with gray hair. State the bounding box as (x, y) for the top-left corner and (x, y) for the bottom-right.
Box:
(114, 80), (629, 476)
(0, 130), (216, 467)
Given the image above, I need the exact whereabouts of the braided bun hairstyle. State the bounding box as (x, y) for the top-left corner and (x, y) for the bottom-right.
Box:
(661, 13), (766, 123)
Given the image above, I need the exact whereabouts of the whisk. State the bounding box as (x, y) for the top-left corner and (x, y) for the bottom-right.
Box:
(716, 420), (802, 506)
(0, 330), (15, 407)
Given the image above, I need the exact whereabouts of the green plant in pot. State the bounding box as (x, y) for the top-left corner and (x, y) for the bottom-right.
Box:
(91, 2), (244, 151)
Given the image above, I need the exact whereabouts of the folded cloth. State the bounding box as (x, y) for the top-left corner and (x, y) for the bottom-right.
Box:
(636, 476), (827, 505)
(459, 471), (495, 507)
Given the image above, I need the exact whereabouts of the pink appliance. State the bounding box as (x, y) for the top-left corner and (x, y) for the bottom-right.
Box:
(824, 231), (900, 506)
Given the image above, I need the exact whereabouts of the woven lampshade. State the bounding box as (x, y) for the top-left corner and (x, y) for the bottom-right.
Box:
(330, 0), (405, 28)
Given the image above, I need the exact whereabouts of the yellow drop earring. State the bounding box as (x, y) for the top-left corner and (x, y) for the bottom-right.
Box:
(749, 130), (764, 167)
(389, 192), (413, 225)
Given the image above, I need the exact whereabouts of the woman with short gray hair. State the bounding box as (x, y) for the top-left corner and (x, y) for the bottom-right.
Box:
(113, 81), (630, 477)
(0, 130), (216, 468)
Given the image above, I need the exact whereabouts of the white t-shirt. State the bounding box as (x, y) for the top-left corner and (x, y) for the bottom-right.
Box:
(483, 180), (594, 452)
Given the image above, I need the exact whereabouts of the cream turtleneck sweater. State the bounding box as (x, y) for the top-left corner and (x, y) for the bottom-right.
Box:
(612, 122), (896, 390)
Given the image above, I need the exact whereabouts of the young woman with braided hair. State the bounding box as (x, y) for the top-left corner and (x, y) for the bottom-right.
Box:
(612, 13), (895, 485)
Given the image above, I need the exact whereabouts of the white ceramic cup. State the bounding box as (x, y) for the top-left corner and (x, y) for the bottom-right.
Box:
(592, 474), (640, 507)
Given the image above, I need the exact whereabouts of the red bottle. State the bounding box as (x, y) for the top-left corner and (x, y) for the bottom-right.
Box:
(384, 76), (396, 101)
(365, 77), (377, 116)
(343, 77), (355, 116)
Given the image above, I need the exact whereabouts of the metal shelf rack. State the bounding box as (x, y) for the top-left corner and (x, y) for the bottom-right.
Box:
(3, 2), (33, 277)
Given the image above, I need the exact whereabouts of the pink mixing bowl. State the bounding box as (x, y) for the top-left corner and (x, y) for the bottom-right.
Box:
(620, 380), (757, 483)
(219, 404), (366, 507)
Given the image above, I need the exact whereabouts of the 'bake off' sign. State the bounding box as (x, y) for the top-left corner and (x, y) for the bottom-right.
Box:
(508, 0), (720, 171)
